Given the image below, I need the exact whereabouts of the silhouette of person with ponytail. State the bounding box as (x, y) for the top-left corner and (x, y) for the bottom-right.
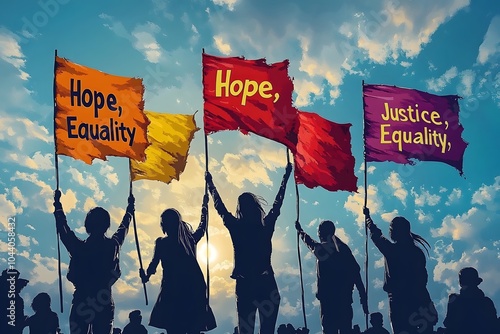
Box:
(205, 162), (292, 334)
(140, 194), (216, 334)
(295, 220), (368, 334)
(364, 207), (437, 334)
(443, 267), (498, 334)
(53, 189), (134, 334)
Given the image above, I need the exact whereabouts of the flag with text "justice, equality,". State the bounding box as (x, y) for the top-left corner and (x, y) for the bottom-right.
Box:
(130, 111), (199, 184)
(54, 55), (149, 164)
(203, 53), (298, 151)
(293, 111), (358, 192)
(363, 84), (468, 175)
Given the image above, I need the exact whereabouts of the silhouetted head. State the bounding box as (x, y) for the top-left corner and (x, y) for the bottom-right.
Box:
(389, 216), (412, 242)
(112, 328), (122, 334)
(459, 267), (483, 287)
(370, 312), (383, 327)
(160, 209), (182, 236)
(129, 309), (142, 324)
(84, 207), (111, 235)
(318, 220), (336, 242)
(236, 192), (266, 222)
(31, 292), (51, 313)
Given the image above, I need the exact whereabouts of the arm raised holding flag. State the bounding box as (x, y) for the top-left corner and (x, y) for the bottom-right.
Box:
(205, 162), (292, 334)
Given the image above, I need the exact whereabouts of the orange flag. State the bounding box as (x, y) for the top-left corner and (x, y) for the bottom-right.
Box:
(54, 55), (149, 164)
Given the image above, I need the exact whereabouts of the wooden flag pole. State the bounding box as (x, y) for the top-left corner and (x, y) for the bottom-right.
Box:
(288, 149), (307, 329)
(53, 49), (64, 314)
(204, 133), (211, 304)
(362, 79), (369, 330)
(129, 160), (148, 305)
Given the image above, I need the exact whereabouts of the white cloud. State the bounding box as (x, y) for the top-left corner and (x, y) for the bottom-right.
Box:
(95, 160), (119, 187)
(67, 167), (104, 201)
(0, 117), (51, 150)
(380, 209), (398, 223)
(212, 0), (238, 11)
(7, 151), (53, 170)
(11, 186), (28, 208)
(83, 197), (98, 211)
(0, 29), (29, 79)
(344, 185), (383, 228)
(213, 35), (232, 55)
(431, 207), (476, 240)
(385, 171), (407, 205)
(0, 194), (20, 229)
(294, 79), (323, 107)
(10, 171), (53, 212)
(477, 15), (500, 64)
(415, 208), (432, 224)
(29, 254), (67, 285)
(471, 176), (499, 210)
(279, 297), (301, 317)
(445, 188), (462, 206)
(132, 22), (163, 63)
(411, 187), (441, 207)
(457, 69), (476, 97)
(426, 66), (458, 92)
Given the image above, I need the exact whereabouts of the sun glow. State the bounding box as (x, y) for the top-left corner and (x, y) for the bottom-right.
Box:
(197, 241), (218, 264)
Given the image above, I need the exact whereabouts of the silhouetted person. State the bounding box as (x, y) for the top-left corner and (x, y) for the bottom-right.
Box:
(140, 194), (216, 334)
(0, 269), (29, 334)
(363, 313), (389, 334)
(295, 220), (368, 334)
(24, 292), (59, 334)
(443, 267), (498, 333)
(122, 310), (147, 334)
(364, 208), (437, 334)
(53, 189), (135, 334)
(205, 162), (292, 334)
(352, 324), (361, 334)
(113, 328), (122, 334)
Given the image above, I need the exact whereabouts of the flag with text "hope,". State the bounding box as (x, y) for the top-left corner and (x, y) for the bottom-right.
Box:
(54, 55), (149, 164)
(363, 84), (468, 175)
(293, 111), (358, 192)
(203, 53), (298, 151)
(130, 111), (199, 184)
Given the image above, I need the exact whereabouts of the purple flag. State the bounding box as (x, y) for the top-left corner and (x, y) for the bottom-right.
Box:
(363, 84), (468, 175)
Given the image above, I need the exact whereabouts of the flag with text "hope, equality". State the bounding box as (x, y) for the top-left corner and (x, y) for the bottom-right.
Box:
(54, 55), (149, 164)
(294, 111), (358, 192)
(130, 111), (199, 184)
(202, 53), (298, 151)
(363, 84), (468, 175)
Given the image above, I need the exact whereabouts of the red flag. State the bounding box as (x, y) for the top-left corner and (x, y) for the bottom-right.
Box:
(203, 53), (298, 150)
(294, 111), (358, 192)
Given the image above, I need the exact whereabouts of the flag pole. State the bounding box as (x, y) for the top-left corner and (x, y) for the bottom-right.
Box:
(362, 79), (369, 330)
(129, 161), (148, 305)
(288, 149), (307, 330)
(204, 132), (211, 305)
(53, 49), (64, 314)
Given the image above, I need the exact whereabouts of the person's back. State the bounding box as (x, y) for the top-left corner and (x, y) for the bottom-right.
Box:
(445, 287), (497, 333)
(444, 267), (498, 334)
(123, 310), (148, 334)
(26, 309), (59, 334)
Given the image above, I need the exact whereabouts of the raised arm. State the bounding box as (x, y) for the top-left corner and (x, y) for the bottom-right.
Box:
(53, 190), (83, 255)
(112, 194), (135, 247)
(364, 207), (392, 256)
(140, 237), (161, 283)
(295, 221), (320, 252)
(264, 162), (293, 227)
(192, 193), (209, 243)
(205, 171), (237, 227)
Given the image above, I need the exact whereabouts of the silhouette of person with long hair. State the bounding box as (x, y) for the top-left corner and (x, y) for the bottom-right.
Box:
(53, 189), (135, 334)
(24, 292), (60, 334)
(364, 208), (437, 334)
(122, 310), (148, 334)
(1, 269), (29, 334)
(363, 312), (389, 334)
(140, 194), (216, 334)
(205, 162), (292, 334)
(443, 267), (498, 334)
(295, 220), (368, 334)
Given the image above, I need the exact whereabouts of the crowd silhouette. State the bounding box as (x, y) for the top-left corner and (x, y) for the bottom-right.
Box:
(1, 164), (499, 334)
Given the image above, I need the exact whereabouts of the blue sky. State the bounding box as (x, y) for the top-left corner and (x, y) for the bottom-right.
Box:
(1, 0), (499, 333)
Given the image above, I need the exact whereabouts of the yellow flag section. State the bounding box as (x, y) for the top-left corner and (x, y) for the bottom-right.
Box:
(130, 111), (199, 184)
(54, 56), (149, 164)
